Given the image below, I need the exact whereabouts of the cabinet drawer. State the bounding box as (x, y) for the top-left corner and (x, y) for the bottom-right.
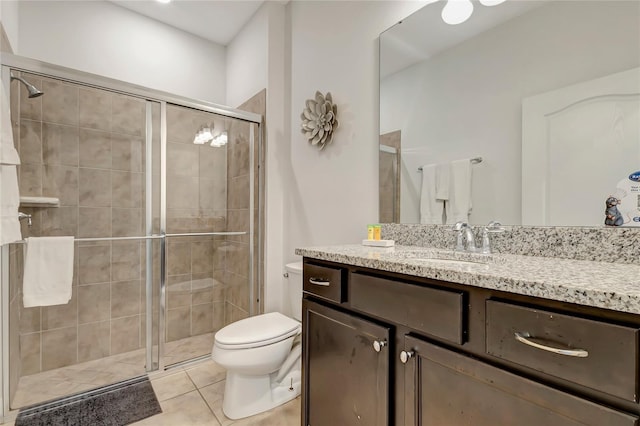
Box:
(303, 263), (346, 303)
(486, 300), (639, 402)
(350, 272), (465, 344)
(405, 336), (638, 426)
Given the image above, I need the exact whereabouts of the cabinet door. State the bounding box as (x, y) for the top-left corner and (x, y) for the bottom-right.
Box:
(303, 300), (390, 426)
(402, 336), (638, 426)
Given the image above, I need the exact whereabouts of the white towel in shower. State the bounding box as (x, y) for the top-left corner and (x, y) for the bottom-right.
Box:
(420, 164), (444, 224)
(445, 159), (473, 224)
(23, 237), (75, 308)
(0, 83), (22, 246)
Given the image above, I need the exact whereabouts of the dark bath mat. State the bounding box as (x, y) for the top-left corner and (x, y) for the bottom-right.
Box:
(15, 376), (162, 426)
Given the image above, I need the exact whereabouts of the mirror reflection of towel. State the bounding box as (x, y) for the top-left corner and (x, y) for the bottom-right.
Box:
(445, 159), (473, 224)
(420, 164), (444, 224)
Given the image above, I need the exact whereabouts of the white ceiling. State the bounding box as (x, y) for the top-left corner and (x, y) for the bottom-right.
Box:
(110, 0), (265, 45)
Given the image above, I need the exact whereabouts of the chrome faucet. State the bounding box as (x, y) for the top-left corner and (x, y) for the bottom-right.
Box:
(18, 212), (32, 227)
(481, 221), (505, 254)
(452, 221), (476, 252)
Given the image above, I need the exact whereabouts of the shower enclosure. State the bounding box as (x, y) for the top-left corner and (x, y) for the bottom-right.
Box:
(0, 54), (263, 416)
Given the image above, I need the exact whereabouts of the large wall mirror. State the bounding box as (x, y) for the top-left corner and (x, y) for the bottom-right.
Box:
(379, 0), (640, 227)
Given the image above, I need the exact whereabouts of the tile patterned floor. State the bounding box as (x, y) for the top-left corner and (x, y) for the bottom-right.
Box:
(11, 333), (214, 409)
(134, 360), (301, 426)
(3, 335), (300, 426)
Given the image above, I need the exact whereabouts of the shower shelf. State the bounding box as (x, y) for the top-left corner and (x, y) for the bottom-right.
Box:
(19, 196), (60, 208)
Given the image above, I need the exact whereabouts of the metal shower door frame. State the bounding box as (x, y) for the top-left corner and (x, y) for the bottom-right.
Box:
(0, 53), (263, 419)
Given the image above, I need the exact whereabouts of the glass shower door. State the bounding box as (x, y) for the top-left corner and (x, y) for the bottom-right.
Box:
(5, 70), (161, 410)
(162, 104), (256, 367)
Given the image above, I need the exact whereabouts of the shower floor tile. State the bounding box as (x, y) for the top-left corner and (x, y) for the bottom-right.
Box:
(11, 333), (215, 410)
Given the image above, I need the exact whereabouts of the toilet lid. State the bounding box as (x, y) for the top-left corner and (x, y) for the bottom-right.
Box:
(215, 312), (301, 348)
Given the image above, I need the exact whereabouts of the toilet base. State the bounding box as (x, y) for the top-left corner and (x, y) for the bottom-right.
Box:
(221, 360), (301, 420)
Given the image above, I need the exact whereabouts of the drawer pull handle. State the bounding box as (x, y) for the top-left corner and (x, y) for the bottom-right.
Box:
(514, 332), (589, 358)
(309, 277), (331, 287)
(400, 350), (414, 364)
(373, 340), (387, 352)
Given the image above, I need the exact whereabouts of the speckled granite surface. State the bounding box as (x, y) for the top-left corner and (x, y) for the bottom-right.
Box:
(295, 244), (640, 314)
(381, 224), (640, 264)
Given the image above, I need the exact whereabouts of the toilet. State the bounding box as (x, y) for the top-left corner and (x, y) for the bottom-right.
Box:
(211, 261), (303, 420)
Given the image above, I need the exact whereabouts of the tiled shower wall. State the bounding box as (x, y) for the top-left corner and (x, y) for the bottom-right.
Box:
(11, 72), (152, 376)
(8, 72), (264, 386)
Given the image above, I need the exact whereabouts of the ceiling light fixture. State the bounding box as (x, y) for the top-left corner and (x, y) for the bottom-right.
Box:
(193, 127), (214, 145)
(156, 0), (171, 4)
(210, 131), (228, 148)
(441, 0), (506, 25)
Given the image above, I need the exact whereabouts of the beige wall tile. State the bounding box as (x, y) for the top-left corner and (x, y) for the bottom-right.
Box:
(167, 176), (199, 210)
(43, 165), (78, 206)
(78, 283), (110, 324)
(199, 146), (226, 180)
(77, 244), (111, 284)
(191, 240), (214, 275)
(228, 133), (250, 179)
(19, 119), (42, 165)
(225, 272), (249, 312)
(42, 79), (78, 126)
(112, 171), (143, 208)
(112, 241), (141, 282)
(112, 134), (143, 172)
(111, 280), (141, 319)
(78, 207), (110, 238)
(167, 307), (191, 341)
(213, 301), (225, 331)
(20, 306), (41, 334)
(79, 128), (111, 169)
(42, 123), (79, 167)
(20, 333), (41, 376)
(168, 275), (191, 310)
(192, 288), (213, 306)
(41, 326), (77, 370)
(166, 105), (199, 144)
(111, 315), (140, 354)
(167, 143), (199, 177)
(40, 206), (77, 236)
(191, 303), (213, 335)
(79, 87), (112, 132)
(112, 208), (143, 237)
(79, 168), (111, 207)
(225, 242), (249, 278)
(199, 178), (226, 211)
(167, 241), (191, 276)
(78, 320), (110, 362)
(41, 289), (77, 330)
(226, 209), (249, 243)
(112, 95), (145, 137)
(18, 164), (42, 196)
(228, 174), (249, 210)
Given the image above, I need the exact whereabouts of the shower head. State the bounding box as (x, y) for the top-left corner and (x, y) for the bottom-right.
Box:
(10, 73), (44, 98)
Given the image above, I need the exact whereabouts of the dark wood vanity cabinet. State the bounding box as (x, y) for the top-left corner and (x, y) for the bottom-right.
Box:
(301, 259), (640, 426)
(303, 299), (391, 426)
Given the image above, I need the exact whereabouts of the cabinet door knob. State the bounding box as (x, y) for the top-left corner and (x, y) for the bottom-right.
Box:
(372, 340), (387, 352)
(400, 350), (414, 364)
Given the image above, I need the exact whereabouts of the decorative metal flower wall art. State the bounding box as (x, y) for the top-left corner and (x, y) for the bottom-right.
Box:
(300, 91), (339, 150)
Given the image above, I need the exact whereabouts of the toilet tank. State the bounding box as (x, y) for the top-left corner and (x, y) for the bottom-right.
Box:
(285, 262), (303, 321)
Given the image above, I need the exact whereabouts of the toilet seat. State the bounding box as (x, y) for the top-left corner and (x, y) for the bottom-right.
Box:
(214, 312), (301, 350)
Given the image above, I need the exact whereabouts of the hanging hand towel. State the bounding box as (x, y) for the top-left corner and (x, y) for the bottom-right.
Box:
(445, 159), (473, 224)
(23, 236), (75, 308)
(0, 84), (22, 246)
(420, 164), (445, 224)
(435, 162), (450, 200)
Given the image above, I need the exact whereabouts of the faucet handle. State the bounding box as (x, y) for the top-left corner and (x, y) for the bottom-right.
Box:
(451, 221), (467, 231)
(485, 221), (504, 232)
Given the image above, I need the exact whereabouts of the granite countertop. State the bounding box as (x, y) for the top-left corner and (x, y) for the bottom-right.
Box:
(295, 244), (640, 315)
